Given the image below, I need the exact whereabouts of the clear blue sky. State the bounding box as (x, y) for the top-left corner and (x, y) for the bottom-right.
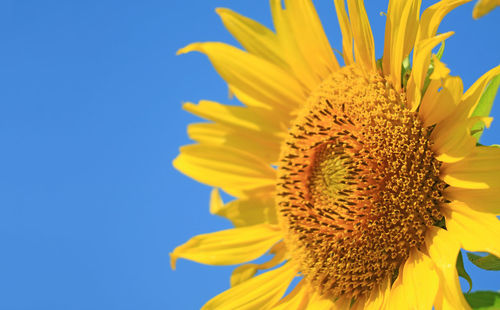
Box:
(0, 0), (498, 309)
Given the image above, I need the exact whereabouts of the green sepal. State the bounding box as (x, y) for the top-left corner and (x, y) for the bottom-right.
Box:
(457, 251), (473, 293)
(435, 39), (445, 60)
(401, 55), (411, 89)
(376, 57), (383, 72)
(470, 74), (500, 141)
(422, 40), (446, 94)
(467, 252), (500, 270)
(464, 291), (500, 309)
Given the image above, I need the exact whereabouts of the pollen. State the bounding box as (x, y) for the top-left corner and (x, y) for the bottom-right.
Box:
(276, 66), (445, 299)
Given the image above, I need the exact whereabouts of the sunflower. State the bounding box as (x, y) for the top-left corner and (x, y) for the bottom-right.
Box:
(171, 0), (500, 309)
(473, 0), (500, 18)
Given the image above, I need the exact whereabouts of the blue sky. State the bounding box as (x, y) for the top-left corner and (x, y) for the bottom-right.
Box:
(0, 0), (499, 309)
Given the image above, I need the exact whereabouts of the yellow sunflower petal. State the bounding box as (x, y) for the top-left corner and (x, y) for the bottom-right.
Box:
(209, 188), (224, 214)
(473, 0), (500, 18)
(184, 100), (285, 163)
(270, 0), (320, 90)
(382, 0), (421, 88)
(216, 8), (287, 69)
(202, 262), (297, 310)
(432, 115), (492, 163)
(328, 296), (352, 310)
(417, 0), (470, 43)
(305, 291), (346, 309)
(362, 277), (391, 310)
(346, 0), (376, 71)
(444, 201), (500, 257)
(170, 224), (282, 269)
(173, 144), (276, 198)
(406, 32), (454, 111)
(387, 249), (439, 310)
(177, 42), (306, 112)
(187, 122), (282, 164)
(420, 75), (463, 127)
(408, 0), (470, 110)
(333, 0), (354, 65)
(430, 55), (451, 80)
(445, 187), (500, 214)
(442, 145), (500, 189)
(284, 0), (340, 78)
(230, 264), (260, 287)
(271, 280), (309, 310)
(210, 188), (278, 227)
(430, 67), (500, 162)
(426, 227), (471, 310)
(184, 100), (284, 133)
(460, 65), (500, 119)
(230, 242), (286, 287)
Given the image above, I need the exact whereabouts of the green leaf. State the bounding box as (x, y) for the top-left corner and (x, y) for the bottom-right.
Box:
(464, 291), (500, 309)
(467, 252), (500, 270)
(457, 251), (473, 292)
(436, 39), (445, 60)
(471, 74), (500, 141)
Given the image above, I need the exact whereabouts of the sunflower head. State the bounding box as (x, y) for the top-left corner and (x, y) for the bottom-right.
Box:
(172, 0), (500, 308)
(277, 65), (446, 299)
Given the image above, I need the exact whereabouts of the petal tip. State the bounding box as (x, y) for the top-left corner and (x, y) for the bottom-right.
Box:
(214, 7), (230, 16)
(170, 252), (178, 270)
(209, 188), (224, 214)
(176, 43), (203, 56)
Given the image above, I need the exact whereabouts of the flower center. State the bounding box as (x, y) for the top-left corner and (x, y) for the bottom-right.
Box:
(276, 66), (445, 299)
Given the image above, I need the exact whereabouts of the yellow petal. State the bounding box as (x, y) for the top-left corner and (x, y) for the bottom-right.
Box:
(406, 32), (454, 111)
(459, 65), (500, 119)
(473, 0), (500, 18)
(430, 55), (450, 80)
(211, 188), (278, 227)
(284, 0), (340, 78)
(442, 145), (500, 189)
(431, 66), (500, 148)
(177, 42), (306, 112)
(444, 201), (500, 258)
(420, 75), (463, 127)
(387, 249), (439, 310)
(173, 144), (276, 198)
(187, 122), (283, 165)
(330, 297), (352, 310)
(346, 0), (376, 71)
(416, 0), (470, 43)
(270, 0), (320, 91)
(363, 277), (391, 310)
(170, 224), (282, 269)
(430, 66), (500, 159)
(271, 280), (310, 310)
(408, 0), (470, 110)
(216, 8), (287, 69)
(202, 262), (297, 310)
(432, 116), (492, 163)
(209, 188), (225, 214)
(430, 66), (500, 161)
(230, 242), (286, 287)
(426, 227), (471, 310)
(333, 0), (354, 65)
(445, 187), (500, 214)
(184, 100), (284, 133)
(230, 264), (259, 288)
(382, 0), (421, 88)
(184, 100), (286, 163)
